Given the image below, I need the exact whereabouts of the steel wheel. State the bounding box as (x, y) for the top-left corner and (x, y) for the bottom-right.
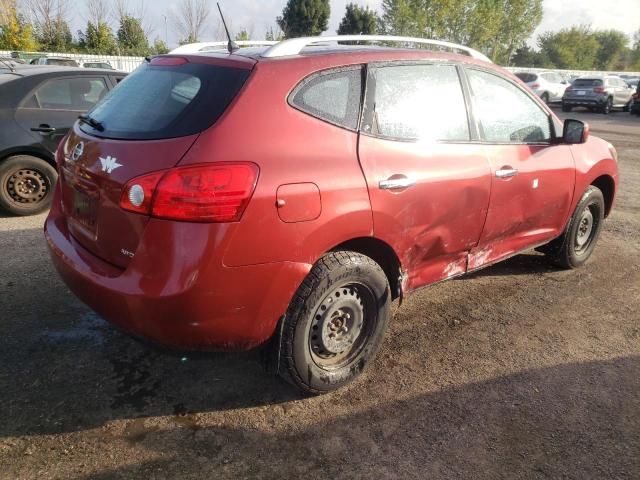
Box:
(308, 283), (375, 369)
(5, 168), (49, 205)
(574, 205), (596, 254)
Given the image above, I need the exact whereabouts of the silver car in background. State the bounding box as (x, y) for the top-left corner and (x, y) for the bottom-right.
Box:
(515, 71), (568, 104)
(563, 75), (634, 114)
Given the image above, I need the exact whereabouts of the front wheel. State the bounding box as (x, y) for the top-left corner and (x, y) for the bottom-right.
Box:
(547, 186), (605, 269)
(0, 155), (58, 216)
(278, 251), (391, 394)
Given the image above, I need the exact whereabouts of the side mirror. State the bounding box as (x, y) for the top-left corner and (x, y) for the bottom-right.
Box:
(563, 119), (590, 144)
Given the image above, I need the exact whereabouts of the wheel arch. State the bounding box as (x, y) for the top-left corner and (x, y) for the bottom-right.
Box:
(0, 147), (56, 170)
(590, 174), (615, 217)
(329, 236), (403, 300)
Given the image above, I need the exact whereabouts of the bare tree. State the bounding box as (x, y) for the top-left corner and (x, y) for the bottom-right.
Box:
(172, 0), (210, 43)
(85, 0), (109, 26)
(24, 0), (71, 45)
(1, 0), (16, 25)
(113, 0), (153, 37)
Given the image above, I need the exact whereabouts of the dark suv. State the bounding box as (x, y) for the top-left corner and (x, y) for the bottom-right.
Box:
(0, 65), (125, 215)
(563, 75), (634, 113)
(46, 36), (618, 394)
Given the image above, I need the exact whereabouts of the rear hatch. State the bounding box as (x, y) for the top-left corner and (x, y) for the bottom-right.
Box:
(568, 78), (604, 99)
(58, 56), (254, 269)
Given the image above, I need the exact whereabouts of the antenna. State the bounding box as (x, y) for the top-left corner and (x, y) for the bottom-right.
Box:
(217, 3), (239, 54)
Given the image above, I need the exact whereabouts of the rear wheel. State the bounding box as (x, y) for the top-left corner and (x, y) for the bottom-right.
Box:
(542, 186), (605, 269)
(541, 92), (550, 104)
(278, 251), (391, 394)
(601, 97), (613, 114)
(623, 100), (631, 112)
(0, 155), (58, 216)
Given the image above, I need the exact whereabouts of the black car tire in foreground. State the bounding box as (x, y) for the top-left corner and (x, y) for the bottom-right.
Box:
(0, 155), (58, 215)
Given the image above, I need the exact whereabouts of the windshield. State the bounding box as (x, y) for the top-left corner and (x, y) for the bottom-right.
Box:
(80, 61), (251, 140)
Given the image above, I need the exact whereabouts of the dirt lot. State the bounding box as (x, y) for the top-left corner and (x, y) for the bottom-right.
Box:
(0, 108), (638, 479)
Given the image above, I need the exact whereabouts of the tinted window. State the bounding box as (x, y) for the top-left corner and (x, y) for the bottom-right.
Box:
(47, 59), (78, 67)
(515, 72), (537, 83)
(29, 77), (108, 110)
(370, 64), (469, 141)
(290, 68), (362, 130)
(467, 69), (550, 143)
(82, 62), (250, 140)
(574, 78), (603, 88)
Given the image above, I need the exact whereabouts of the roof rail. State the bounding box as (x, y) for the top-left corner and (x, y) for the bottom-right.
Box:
(261, 35), (492, 63)
(169, 41), (278, 54)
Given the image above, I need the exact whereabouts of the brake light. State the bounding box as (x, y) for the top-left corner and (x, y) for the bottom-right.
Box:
(565, 85), (573, 92)
(594, 86), (606, 94)
(120, 163), (259, 222)
(150, 56), (188, 66)
(531, 83), (540, 89)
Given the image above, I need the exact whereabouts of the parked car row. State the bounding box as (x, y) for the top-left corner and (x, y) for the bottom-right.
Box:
(516, 70), (637, 115)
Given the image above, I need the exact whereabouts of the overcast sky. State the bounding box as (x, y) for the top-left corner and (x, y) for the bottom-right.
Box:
(68, 0), (640, 48)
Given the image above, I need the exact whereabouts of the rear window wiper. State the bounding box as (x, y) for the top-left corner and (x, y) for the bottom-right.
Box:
(78, 114), (104, 132)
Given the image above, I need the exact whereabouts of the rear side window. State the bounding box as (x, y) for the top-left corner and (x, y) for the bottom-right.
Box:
(515, 73), (537, 83)
(290, 67), (362, 130)
(367, 64), (470, 142)
(82, 62), (251, 140)
(26, 77), (108, 110)
(574, 79), (603, 88)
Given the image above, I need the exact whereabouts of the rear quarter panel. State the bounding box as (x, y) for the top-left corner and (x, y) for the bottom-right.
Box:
(178, 59), (374, 267)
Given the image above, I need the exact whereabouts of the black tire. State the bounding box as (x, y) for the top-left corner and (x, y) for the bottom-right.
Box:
(562, 103), (572, 112)
(0, 155), (57, 216)
(278, 251), (391, 394)
(601, 97), (612, 114)
(541, 92), (550, 104)
(547, 186), (605, 269)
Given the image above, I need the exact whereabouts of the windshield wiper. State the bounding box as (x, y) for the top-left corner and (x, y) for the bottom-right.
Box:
(78, 114), (104, 132)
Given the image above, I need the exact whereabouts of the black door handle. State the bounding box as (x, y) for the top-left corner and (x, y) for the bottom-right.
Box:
(31, 125), (56, 134)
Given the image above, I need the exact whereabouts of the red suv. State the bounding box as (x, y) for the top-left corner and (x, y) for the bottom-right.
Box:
(45, 36), (618, 394)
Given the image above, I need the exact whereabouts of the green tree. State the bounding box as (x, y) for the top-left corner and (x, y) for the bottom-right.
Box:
(537, 26), (600, 70)
(151, 38), (169, 55)
(338, 3), (378, 35)
(511, 45), (545, 68)
(380, 0), (543, 64)
(277, 0), (330, 38)
(594, 30), (628, 70)
(78, 21), (116, 54)
(0, 7), (38, 51)
(235, 29), (250, 41)
(37, 18), (73, 51)
(265, 27), (284, 41)
(117, 15), (149, 55)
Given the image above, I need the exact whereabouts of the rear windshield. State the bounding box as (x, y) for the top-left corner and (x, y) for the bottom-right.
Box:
(48, 59), (78, 67)
(515, 72), (537, 83)
(573, 79), (603, 88)
(80, 61), (251, 140)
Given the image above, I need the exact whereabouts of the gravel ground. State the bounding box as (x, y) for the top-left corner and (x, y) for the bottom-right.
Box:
(0, 108), (638, 479)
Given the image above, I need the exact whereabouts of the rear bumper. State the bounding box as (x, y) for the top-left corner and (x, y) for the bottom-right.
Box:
(44, 184), (310, 351)
(563, 96), (607, 107)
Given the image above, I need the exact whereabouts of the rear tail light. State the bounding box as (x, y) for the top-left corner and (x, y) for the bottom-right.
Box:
(594, 86), (606, 94)
(565, 85), (573, 93)
(531, 83), (540, 89)
(120, 163), (259, 223)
